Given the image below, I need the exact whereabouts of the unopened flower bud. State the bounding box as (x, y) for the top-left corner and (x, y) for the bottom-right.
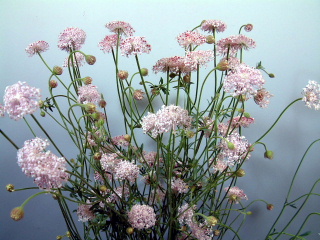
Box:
(227, 141), (235, 150)
(56, 236), (63, 240)
(267, 204), (274, 211)
(6, 184), (15, 192)
(206, 35), (215, 44)
(214, 230), (220, 236)
(100, 185), (107, 192)
(246, 211), (253, 215)
(235, 169), (246, 177)
(151, 88), (160, 96)
(180, 225), (188, 232)
(99, 99), (107, 108)
(264, 150), (274, 160)
(207, 216), (218, 226)
(93, 152), (102, 160)
(244, 112), (251, 118)
(83, 76), (93, 85)
(49, 80), (58, 88)
(185, 130), (195, 138)
(40, 111), (46, 117)
(268, 73), (275, 78)
(217, 59), (229, 71)
(85, 55), (96, 65)
(126, 227), (134, 235)
(11, 207), (24, 221)
(140, 68), (148, 76)
(118, 70), (129, 80)
(53, 66), (63, 75)
(169, 73), (176, 78)
(66, 231), (71, 237)
(183, 75), (191, 83)
(39, 100), (44, 108)
(244, 24), (253, 32)
(237, 108), (245, 113)
(229, 194), (238, 202)
(84, 103), (97, 113)
(123, 134), (131, 142)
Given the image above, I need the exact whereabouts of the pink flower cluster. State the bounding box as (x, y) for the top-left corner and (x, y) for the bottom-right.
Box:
(17, 137), (69, 189)
(141, 105), (192, 138)
(0, 104), (4, 117)
(229, 116), (255, 128)
(171, 178), (189, 194)
(98, 34), (118, 53)
(58, 27), (86, 51)
(105, 21), (135, 36)
(77, 84), (101, 104)
(111, 135), (129, 147)
(177, 30), (206, 48)
(302, 80), (320, 110)
(25, 40), (49, 56)
(63, 52), (85, 67)
(225, 186), (248, 203)
(3, 81), (41, 120)
(254, 88), (273, 108)
(218, 132), (250, 166)
(223, 63), (265, 98)
(201, 19), (227, 33)
(120, 36), (151, 57)
(77, 202), (95, 222)
(216, 35), (256, 56)
(127, 204), (156, 230)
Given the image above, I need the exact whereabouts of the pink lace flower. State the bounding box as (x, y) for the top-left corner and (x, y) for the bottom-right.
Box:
(77, 202), (95, 222)
(133, 89), (145, 100)
(177, 31), (206, 48)
(105, 21), (135, 36)
(25, 41), (49, 56)
(0, 104), (5, 117)
(223, 63), (265, 98)
(302, 80), (320, 110)
(172, 178), (189, 193)
(107, 186), (130, 203)
(3, 81), (41, 120)
(128, 204), (156, 230)
(211, 159), (228, 173)
(178, 203), (195, 225)
(140, 151), (161, 166)
(58, 27), (86, 51)
(225, 186), (248, 203)
(189, 221), (212, 240)
(218, 132), (250, 166)
(120, 36), (151, 57)
(17, 137), (69, 189)
(114, 160), (140, 183)
(185, 50), (215, 70)
(216, 35), (256, 56)
(98, 34), (118, 53)
(78, 84), (101, 104)
(141, 105), (192, 138)
(229, 116), (255, 128)
(63, 52), (85, 67)
(153, 56), (193, 74)
(254, 88), (273, 108)
(112, 135), (129, 147)
(201, 19), (227, 33)
(100, 153), (122, 173)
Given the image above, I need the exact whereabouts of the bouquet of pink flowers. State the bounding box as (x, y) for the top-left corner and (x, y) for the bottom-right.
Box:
(1, 20), (319, 240)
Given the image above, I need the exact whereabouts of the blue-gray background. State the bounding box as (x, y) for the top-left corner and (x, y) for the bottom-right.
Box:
(1, 0), (320, 239)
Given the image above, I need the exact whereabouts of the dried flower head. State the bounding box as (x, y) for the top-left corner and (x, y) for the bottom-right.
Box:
(225, 186), (248, 203)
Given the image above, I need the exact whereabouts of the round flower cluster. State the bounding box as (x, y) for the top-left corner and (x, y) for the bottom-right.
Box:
(58, 27), (86, 51)
(141, 105), (192, 138)
(98, 34), (118, 53)
(120, 36), (151, 57)
(229, 116), (255, 128)
(225, 186), (248, 203)
(171, 178), (189, 193)
(105, 21), (135, 36)
(216, 35), (256, 56)
(201, 19), (227, 33)
(254, 88), (273, 108)
(3, 81), (41, 120)
(223, 63), (265, 98)
(218, 132), (251, 166)
(17, 137), (69, 189)
(25, 40), (49, 56)
(176, 30), (207, 48)
(185, 50), (215, 70)
(127, 204), (156, 230)
(153, 56), (187, 74)
(114, 160), (140, 183)
(302, 80), (320, 110)
(77, 203), (95, 222)
(77, 84), (101, 104)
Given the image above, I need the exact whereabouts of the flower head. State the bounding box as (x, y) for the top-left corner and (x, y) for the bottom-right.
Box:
(254, 88), (273, 108)
(114, 160), (140, 183)
(105, 21), (135, 36)
(133, 89), (145, 100)
(120, 36), (151, 57)
(100, 153), (122, 174)
(223, 63), (265, 98)
(77, 84), (101, 104)
(17, 137), (69, 189)
(225, 186), (248, 203)
(58, 27), (86, 51)
(201, 19), (227, 33)
(153, 56), (188, 74)
(25, 41), (49, 56)
(177, 30), (206, 48)
(63, 52), (85, 67)
(98, 34), (118, 53)
(3, 81), (41, 120)
(127, 204), (156, 230)
(302, 80), (320, 110)
(217, 35), (256, 56)
(77, 202), (95, 222)
(171, 178), (189, 194)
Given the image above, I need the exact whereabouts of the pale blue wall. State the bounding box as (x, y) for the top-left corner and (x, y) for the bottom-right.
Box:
(1, 0), (320, 239)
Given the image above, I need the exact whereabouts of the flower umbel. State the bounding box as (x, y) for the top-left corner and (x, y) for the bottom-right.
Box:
(25, 41), (49, 56)
(127, 204), (156, 230)
(302, 80), (320, 110)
